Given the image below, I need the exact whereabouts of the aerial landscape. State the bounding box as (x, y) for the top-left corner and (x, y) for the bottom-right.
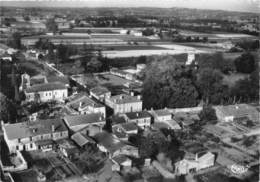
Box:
(0, 0), (259, 182)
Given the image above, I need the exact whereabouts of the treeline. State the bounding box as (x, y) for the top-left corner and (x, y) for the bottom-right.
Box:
(142, 52), (258, 109)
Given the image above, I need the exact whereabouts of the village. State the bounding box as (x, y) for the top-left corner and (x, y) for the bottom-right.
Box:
(0, 4), (259, 182)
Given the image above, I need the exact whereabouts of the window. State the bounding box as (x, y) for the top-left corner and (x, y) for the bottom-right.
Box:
(16, 146), (19, 150)
(41, 135), (43, 140)
(30, 143), (33, 148)
(60, 132), (62, 137)
(30, 136), (32, 141)
(18, 138), (21, 143)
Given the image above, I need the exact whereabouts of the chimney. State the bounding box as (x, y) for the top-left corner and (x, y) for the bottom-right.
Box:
(136, 113), (139, 117)
(120, 95), (123, 99)
(51, 124), (55, 132)
(79, 102), (82, 108)
(137, 95), (141, 100)
(130, 92), (134, 96)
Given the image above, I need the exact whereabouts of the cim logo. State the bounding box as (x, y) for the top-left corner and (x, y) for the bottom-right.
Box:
(230, 164), (249, 174)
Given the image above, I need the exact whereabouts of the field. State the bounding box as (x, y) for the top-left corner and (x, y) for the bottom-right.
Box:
(102, 44), (206, 58)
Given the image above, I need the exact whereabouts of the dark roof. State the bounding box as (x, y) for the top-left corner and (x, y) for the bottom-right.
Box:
(93, 131), (125, 153)
(120, 122), (138, 131)
(71, 132), (95, 147)
(112, 155), (129, 164)
(25, 82), (67, 93)
(4, 118), (67, 140)
(125, 111), (151, 120)
(63, 113), (104, 127)
(90, 86), (110, 96)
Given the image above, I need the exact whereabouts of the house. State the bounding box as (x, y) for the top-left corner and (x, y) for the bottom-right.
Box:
(63, 113), (105, 135)
(105, 94), (142, 114)
(124, 111), (152, 128)
(57, 139), (80, 159)
(67, 93), (106, 117)
(93, 132), (138, 158)
(150, 108), (181, 130)
(111, 155), (132, 171)
(24, 82), (68, 102)
(1, 118), (68, 153)
(90, 86), (111, 102)
(214, 104), (259, 123)
(175, 152), (215, 175)
(0, 53), (12, 62)
(110, 68), (135, 81)
(112, 122), (139, 140)
(71, 132), (95, 148)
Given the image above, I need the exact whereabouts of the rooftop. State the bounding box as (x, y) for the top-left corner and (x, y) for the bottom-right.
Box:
(125, 111), (151, 120)
(108, 94), (141, 104)
(63, 113), (104, 127)
(25, 82), (67, 93)
(67, 93), (104, 109)
(71, 132), (95, 147)
(93, 131), (126, 153)
(215, 104), (259, 122)
(153, 108), (172, 116)
(90, 86), (111, 96)
(4, 118), (67, 140)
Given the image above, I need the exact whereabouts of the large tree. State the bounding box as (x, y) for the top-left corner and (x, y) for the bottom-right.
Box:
(234, 52), (256, 73)
(7, 32), (21, 49)
(142, 56), (199, 109)
(46, 18), (58, 33)
(196, 68), (224, 104)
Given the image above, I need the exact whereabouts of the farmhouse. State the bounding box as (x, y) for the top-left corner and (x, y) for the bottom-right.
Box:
(105, 94), (142, 114)
(1, 118), (68, 153)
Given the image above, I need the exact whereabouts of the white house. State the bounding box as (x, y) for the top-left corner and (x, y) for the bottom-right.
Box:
(124, 111), (152, 128)
(105, 94), (142, 114)
(90, 86), (111, 103)
(1, 118), (68, 153)
(175, 152), (215, 175)
(24, 82), (68, 102)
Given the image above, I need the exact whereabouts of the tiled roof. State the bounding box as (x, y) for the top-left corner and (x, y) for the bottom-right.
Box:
(25, 82), (67, 93)
(71, 132), (95, 147)
(67, 93), (103, 109)
(90, 86), (110, 96)
(47, 76), (70, 85)
(63, 113), (104, 127)
(125, 111), (151, 120)
(93, 131), (125, 153)
(4, 118), (67, 140)
(108, 94), (141, 104)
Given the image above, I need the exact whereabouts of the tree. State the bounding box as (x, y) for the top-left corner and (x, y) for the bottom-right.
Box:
(0, 92), (17, 122)
(198, 105), (217, 125)
(11, 65), (20, 103)
(196, 68), (224, 104)
(7, 32), (21, 49)
(86, 57), (103, 73)
(46, 18), (58, 33)
(234, 52), (256, 73)
(142, 56), (199, 109)
(195, 52), (225, 72)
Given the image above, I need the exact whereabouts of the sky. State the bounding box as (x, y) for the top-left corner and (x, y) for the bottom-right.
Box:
(1, 0), (259, 13)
